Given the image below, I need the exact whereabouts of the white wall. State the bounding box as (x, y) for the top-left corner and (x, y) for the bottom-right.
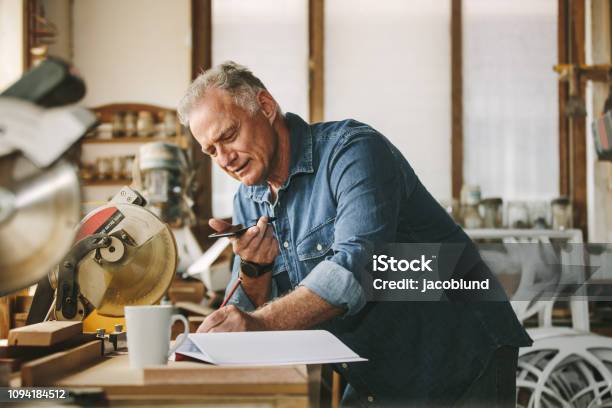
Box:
(324, 0), (451, 200)
(71, 0), (191, 204)
(0, 0), (24, 90)
(73, 0), (191, 108)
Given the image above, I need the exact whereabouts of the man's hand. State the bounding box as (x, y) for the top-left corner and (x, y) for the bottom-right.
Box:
(197, 287), (344, 333)
(209, 216), (278, 307)
(196, 305), (266, 333)
(209, 217), (279, 265)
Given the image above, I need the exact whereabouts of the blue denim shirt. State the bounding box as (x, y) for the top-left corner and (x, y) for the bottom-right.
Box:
(226, 113), (532, 405)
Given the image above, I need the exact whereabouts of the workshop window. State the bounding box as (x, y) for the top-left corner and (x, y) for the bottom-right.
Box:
(463, 0), (559, 201)
(211, 0), (309, 217)
(324, 0), (452, 200)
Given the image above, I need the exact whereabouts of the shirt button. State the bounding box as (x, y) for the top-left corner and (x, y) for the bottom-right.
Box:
(316, 243), (323, 251)
(283, 241), (289, 248)
(341, 363), (348, 369)
(368, 396), (374, 403)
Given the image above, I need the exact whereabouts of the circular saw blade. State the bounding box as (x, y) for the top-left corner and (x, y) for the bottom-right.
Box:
(0, 155), (80, 295)
(75, 203), (177, 317)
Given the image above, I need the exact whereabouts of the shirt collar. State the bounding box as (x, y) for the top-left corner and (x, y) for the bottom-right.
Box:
(248, 112), (313, 203)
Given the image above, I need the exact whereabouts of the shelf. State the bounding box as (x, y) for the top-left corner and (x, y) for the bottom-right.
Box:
(81, 136), (183, 145)
(554, 63), (612, 83)
(82, 179), (132, 187)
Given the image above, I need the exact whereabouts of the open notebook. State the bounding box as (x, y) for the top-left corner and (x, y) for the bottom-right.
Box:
(174, 330), (366, 366)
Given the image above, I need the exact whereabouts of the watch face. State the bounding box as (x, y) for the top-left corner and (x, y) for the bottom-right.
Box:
(241, 261), (259, 278)
(240, 260), (271, 278)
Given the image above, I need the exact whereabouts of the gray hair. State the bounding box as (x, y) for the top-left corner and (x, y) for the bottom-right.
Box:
(178, 61), (267, 126)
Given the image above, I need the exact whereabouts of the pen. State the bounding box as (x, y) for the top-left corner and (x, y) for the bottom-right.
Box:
(221, 277), (242, 307)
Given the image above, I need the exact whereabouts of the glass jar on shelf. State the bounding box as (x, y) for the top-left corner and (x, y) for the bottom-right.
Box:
(507, 201), (530, 229)
(124, 111), (137, 137)
(480, 197), (503, 228)
(137, 111), (154, 137)
(528, 200), (549, 229)
(460, 185), (483, 229)
(112, 112), (125, 137)
(551, 197), (572, 230)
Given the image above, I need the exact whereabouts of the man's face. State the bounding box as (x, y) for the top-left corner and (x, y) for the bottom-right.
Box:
(189, 88), (277, 186)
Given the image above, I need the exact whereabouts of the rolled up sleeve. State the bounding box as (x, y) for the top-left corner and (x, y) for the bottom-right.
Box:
(299, 260), (366, 315)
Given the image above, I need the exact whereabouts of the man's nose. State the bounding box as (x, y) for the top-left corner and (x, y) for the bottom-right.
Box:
(217, 147), (236, 168)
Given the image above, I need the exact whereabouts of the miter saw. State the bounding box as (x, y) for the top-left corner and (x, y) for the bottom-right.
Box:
(28, 186), (177, 324)
(0, 58), (94, 296)
(0, 58), (178, 331)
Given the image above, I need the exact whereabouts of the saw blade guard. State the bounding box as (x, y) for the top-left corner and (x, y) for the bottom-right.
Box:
(72, 202), (177, 317)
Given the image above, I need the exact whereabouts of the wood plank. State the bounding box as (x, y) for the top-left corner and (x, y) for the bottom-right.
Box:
(309, 0), (325, 123)
(55, 354), (309, 397)
(0, 296), (11, 339)
(8, 321), (82, 346)
(144, 364), (307, 388)
(20, 340), (102, 386)
(2, 333), (97, 360)
(451, 0), (463, 199)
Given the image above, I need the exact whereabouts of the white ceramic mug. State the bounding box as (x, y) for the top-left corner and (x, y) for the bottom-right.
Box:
(125, 305), (189, 368)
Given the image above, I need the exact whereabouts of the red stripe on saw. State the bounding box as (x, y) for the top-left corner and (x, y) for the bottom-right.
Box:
(75, 207), (118, 242)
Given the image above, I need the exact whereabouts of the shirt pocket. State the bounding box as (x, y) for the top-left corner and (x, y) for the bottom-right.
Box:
(296, 217), (335, 270)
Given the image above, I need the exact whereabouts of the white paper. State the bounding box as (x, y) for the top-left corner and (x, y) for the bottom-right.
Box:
(174, 330), (366, 366)
(187, 237), (230, 276)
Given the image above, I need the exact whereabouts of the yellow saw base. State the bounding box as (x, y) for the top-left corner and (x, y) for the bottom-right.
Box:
(83, 310), (125, 333)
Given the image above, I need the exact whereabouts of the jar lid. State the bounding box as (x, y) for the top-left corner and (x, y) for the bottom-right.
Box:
(480, 197), (503, 205)
(551, 196), (570, 205)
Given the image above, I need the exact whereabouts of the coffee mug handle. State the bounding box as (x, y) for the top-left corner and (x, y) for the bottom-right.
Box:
(168, 314), (190, 357)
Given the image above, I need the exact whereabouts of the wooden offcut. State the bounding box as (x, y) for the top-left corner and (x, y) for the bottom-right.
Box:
(8, 321), (82, 347)
(20, 340), (102, 386)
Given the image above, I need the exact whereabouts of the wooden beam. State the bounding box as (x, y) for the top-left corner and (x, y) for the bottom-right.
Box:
(192, 0), (212, 77)
(558, 0), (588, 237)
(559, 0), (570, 197)
(451, 0), (463, 199)
(570, 0), (588, 236)
(190, 0), (213, 247)
(309, 0), (324, 123)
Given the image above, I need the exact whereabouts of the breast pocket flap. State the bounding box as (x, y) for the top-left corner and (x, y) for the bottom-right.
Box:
(296, 219), (335, 261)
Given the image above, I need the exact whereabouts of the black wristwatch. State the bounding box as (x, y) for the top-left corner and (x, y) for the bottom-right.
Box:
(240, 259), (273, 278)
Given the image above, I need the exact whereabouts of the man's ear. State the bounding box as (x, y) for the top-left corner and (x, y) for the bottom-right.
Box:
(257, 90), (277, 124)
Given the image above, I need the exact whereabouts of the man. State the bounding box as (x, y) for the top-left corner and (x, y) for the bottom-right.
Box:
(178, 61), (532, 407)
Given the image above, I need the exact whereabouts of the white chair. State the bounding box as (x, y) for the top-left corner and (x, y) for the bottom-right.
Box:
(467, 229), (612, 408)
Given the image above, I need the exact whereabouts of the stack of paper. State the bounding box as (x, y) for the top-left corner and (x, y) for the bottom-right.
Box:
(174, 330), (366, 366)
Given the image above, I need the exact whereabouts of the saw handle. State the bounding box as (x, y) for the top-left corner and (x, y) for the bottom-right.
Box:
(56, 233), (112, 320)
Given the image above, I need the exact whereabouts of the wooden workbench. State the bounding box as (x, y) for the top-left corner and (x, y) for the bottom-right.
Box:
(12, 350), (322, 407)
